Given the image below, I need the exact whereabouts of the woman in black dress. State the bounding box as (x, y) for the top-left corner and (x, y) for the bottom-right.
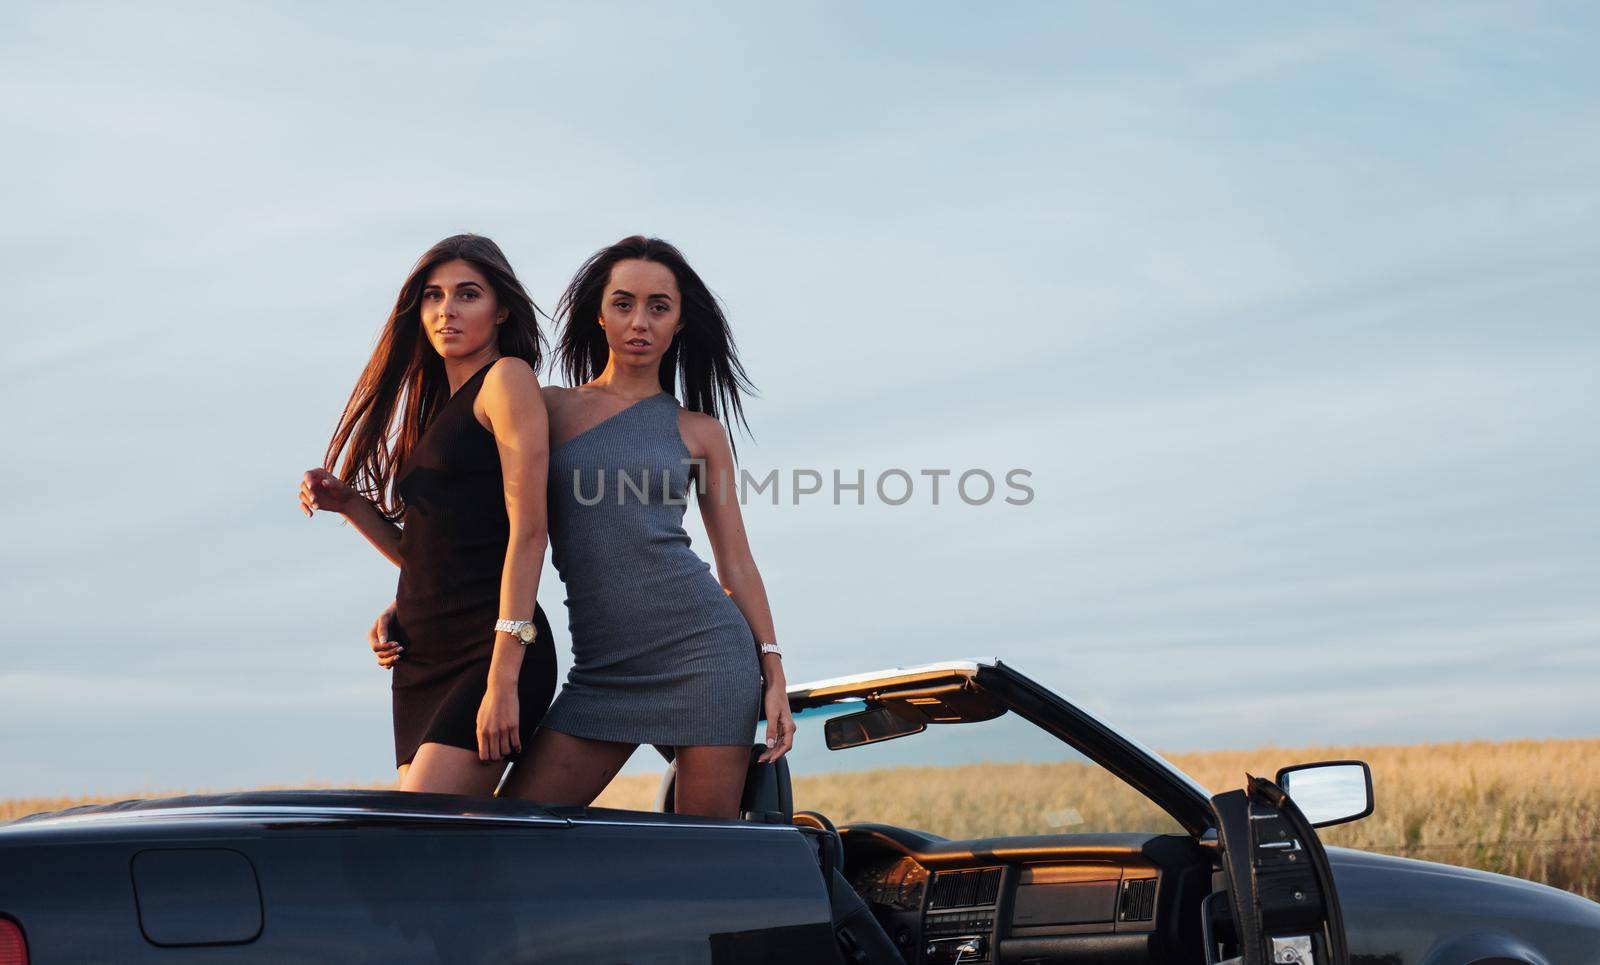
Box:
(298, 234), (557, 796)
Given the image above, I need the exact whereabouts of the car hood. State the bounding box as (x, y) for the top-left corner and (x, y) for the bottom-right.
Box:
(1325, 845), (1600, 964)
(1327, 845), (1595, 906)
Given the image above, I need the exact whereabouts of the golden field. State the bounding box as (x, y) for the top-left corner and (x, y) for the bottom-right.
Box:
(6, 738), (1596, 900)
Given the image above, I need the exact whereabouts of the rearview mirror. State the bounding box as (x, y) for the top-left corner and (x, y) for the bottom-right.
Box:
(824, 705), (926, 750)
(1274, 760), (1374, 828)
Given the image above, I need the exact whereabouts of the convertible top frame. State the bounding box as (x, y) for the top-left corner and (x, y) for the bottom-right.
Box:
(786, 658), (1216, 835)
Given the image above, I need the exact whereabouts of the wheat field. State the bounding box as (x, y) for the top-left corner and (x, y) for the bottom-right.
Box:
(6, 738), (1596, 900)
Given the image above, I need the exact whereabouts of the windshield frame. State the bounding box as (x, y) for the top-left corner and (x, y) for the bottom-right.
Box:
(785, 658), (1215, 835)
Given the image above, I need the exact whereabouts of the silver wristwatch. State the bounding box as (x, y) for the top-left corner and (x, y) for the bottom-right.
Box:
(758, 642), (782, 657)
(495, 618), (539, 645)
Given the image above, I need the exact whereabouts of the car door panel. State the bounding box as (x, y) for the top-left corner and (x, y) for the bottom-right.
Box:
(1210, 776), (1348, 965)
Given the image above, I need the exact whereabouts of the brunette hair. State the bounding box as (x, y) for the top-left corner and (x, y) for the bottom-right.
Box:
(554, 235), (755, 443)
(323, 233), (545, 520)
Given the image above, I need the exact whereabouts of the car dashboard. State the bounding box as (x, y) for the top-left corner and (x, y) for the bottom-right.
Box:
(840, 823), (1211, 965)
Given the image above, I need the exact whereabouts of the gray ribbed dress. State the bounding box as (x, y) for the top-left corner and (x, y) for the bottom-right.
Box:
(539, 392), (763, 747)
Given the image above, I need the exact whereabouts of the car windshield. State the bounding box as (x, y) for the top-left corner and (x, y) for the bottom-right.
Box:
(784, 700), (1187, 838)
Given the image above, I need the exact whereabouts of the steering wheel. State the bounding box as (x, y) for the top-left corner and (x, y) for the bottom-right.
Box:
(793, 809), (843, 874)
(794, 811), (905, 963)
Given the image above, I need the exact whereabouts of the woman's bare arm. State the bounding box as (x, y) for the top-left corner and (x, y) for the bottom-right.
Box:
(340, 496), (404, 566)
(684, 411), (793, 761)
(473, 356), (551, 760)
(690, 420), (779, 654)
(300, 468), (403, 567)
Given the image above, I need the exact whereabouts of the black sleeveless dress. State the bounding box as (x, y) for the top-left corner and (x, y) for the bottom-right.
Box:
(389, 358), (557, 768)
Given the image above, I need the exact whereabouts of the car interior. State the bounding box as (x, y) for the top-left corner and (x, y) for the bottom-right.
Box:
(653, 687), (1223, 965)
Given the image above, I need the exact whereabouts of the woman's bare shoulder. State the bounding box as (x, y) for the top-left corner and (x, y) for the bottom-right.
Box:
(676, 406), (721, 429)
(483, 355), (537, 384)
(676, 408), (730, 454)
(540, 383), (575, 408)
(473, 359), (543, 431)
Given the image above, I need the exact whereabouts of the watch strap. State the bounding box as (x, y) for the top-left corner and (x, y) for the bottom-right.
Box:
(494, 618), (538, 644)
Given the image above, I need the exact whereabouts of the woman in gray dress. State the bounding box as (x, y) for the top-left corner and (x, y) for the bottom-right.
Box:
(501, 235), (794, 818)
(370, 236), (794, 817)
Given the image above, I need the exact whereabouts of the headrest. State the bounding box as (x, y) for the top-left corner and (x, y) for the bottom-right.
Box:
(741, 751), (793, 823)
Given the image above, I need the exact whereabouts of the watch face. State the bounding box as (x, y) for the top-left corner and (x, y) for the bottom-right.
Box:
(517, 623), (537, 643)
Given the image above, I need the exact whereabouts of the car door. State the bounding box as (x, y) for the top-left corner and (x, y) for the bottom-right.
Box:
(1208, 775), (1349, 965)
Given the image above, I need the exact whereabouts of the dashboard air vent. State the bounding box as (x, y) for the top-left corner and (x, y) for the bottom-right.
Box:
(930, 868), (1003, 909)
(977, 868), (1001, 904)
(1118, 877), (1156, 922)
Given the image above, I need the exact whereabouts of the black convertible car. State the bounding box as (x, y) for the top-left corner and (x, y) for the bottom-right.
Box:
(2, 659), (1596, 963)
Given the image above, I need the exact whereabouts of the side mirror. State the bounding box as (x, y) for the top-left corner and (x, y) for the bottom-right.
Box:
(1274, 760), (1374, 828)
(824, 705), (926, 750)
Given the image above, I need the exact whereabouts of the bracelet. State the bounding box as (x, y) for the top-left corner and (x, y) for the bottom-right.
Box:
(758, 642), (782, 657)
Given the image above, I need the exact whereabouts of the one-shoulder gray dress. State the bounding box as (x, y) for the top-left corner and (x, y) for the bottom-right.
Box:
(539, 392), (762, 747)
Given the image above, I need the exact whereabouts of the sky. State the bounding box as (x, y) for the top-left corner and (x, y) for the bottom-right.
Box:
(1, 3), (1596, 799)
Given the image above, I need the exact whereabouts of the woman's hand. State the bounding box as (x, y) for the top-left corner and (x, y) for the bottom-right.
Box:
(368, 601), (402, 669)
(757, 671), (795, 764)
(299, 468), (359, 517)
(476, 686), (521, 762)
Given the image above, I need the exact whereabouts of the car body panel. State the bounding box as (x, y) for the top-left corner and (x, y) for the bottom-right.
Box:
(1, 791), (837, 964)
(1326, 846), (1600, 965)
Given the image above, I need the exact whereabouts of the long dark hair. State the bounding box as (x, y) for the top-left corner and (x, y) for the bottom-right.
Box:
(554, 235), (755, 443)
(323, 234), (545, 520)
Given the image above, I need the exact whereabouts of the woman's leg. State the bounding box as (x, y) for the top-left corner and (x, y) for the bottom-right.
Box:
(401, 742), (508, 796)
(498, 728), (637, 806)
(672, 745), (752, 819)
(396, 763), (410, 786)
